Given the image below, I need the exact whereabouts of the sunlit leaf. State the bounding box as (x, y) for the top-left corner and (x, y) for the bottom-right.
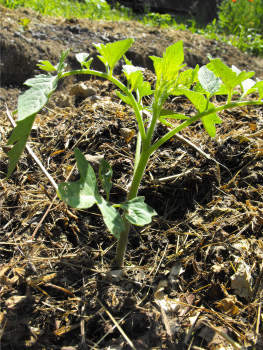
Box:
(93, 38), (134, 74)
(198, 66), (221, 97)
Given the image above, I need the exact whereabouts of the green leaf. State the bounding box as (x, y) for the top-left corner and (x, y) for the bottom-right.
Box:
(231, 65), (256, 97)
(6, 73), (60, 177)
(253, 81), (263, 100)
(121, 197), (157, 226)
(159, 109), (189, 120)
(93, 38), (134, 74)
(99, 158), (113, 200)
(209, 58), (255, 90)
(122, 65), (153, 99)
(138, 81), (153, 98)
(115, 91), (133, 106)
(198, 66), (221, 97)
(97, 199), (125, 239)
(58, 148), (99, 209)
(175, 65), (199, 90)
(123, 65), (143, 90)
(55, 49), (69, 74)
(17, 74), (59, 122)
(37, 60), (57, 72)
(57, 149), (125, 238)
(177, 89), (222, 137)
(6, 115), (35, 178)
(201, 112), (222, 137)
(150, 41), (185, 91)
(76, 53), (93, 70)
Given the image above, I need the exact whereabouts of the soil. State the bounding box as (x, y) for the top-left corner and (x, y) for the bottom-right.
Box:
(1, 5), (263, 350)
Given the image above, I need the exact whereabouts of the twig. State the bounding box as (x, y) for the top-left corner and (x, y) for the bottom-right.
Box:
(96, 297), (137, 350)
(5, 104), (58, 191)
(203, 321), (247, 350)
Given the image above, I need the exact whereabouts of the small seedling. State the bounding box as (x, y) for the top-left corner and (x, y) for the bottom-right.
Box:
(5, 38), (263, 267)
(18, 18), (31, 33)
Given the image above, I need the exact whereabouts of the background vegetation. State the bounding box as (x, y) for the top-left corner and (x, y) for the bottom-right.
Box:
(1, 0), (262, 55)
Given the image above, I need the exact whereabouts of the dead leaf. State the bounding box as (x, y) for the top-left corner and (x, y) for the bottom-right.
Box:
(215, 297), (239, 315)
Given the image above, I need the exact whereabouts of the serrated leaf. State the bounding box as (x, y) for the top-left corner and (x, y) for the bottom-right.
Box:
(177, 89), (222, 137)
(231, 65), (256, 96)
(122, 65), (153, 99)
(209, 58), (255, 90)
(139, 81), (154, 98)
(123, 65), (143, 89)
(37, 60), (57, 72)
(121, 197), (157, 226)
(57, 149), (125, 238)
(150, 41), (185, 91)
(175, 65), (199, 90)
(99, 158), (113, 200)
(198, 66), (221, 97)
(93, 38), (134, 74)
(201, 112), (222, 137)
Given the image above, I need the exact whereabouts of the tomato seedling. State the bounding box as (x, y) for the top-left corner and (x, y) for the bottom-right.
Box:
(6, 38), (263, 267)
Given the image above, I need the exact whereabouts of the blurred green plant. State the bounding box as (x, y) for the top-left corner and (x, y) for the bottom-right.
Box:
(1, 0), (263, 56)
(18, 17), (31, 32)
(204, 0), (263, 56)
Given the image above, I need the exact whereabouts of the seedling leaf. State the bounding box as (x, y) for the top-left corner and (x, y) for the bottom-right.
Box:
(93, 38), (134, 74)
(6, 115), (35, 178)
(57, 149), (125, 238)
(198, 66), (221, 97)
(76, 53), (93, 70)
(58, 148), (99, 209)
(177, 89), (222, 137)
(55, 49), (69, 73)
(6, 73), (60, 177)
(150, 41), (185, 90)
(37, 60), (57, 72)
(115, 91), (133, 106)
(123, 65), (153, 99)
(97, 199), (125, 239)
(17, 74), (59, 121)
(121, 197), (157, 226)
(209, 58), (255, 90)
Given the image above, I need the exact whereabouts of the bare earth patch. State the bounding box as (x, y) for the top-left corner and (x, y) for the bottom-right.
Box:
(1, 5), (263, 350)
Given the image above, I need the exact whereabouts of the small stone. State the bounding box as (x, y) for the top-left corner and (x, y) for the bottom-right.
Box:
(69, 83), (96, 98)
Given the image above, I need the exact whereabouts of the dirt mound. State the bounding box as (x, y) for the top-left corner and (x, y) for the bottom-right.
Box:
(1, 5), (263, 350)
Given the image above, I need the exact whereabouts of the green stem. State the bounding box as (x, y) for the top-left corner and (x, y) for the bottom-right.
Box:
(61, 69), (146, 141)
(115, 145), (152, 267)
(150, 100), (263, 154)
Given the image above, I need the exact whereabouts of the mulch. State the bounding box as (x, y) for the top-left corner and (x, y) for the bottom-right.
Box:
(1, 69), (263, 349)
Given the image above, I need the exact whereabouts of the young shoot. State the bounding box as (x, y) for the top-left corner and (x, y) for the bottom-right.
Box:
(5, 38), (263, 267)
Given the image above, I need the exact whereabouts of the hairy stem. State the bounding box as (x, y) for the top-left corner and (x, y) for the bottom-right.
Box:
(114, 145), (152, 267)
